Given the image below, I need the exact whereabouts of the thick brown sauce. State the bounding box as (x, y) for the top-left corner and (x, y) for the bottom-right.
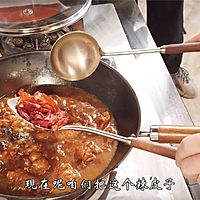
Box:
(0, 86), (118, 196)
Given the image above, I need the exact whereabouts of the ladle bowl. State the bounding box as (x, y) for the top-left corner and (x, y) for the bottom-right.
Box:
(50, 31), (200, 81)
(50, 31), (101, 81)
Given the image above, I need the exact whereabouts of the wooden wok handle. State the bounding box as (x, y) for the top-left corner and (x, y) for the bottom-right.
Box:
(155, 125), (200, 143)
(131, 138), (176, 160)
(162, 42), (200, 54)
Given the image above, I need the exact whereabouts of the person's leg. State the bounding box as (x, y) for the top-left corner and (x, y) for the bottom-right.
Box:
(146, 0), (197, 99)
(147, 0), (183, 74)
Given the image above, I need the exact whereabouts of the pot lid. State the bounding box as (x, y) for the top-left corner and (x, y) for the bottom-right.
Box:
(0, 0), (91, 36)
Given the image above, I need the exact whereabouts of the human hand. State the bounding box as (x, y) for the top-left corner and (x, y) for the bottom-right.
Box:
(175, 133), (200, 184)
(185, 31), (200, 43)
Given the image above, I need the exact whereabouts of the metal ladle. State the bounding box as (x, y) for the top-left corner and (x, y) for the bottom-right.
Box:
(7, 96), (200, 160)
(7, 96), (178, 159)
(50, 31), (200, 81)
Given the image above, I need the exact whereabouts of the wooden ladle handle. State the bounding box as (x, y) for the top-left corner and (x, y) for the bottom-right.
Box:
(156, 125), (200, 143)
(131, 137), (176, 160)
(163, 42), (200, 54)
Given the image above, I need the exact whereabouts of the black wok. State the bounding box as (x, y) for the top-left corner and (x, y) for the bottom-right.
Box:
(0, 51), (141, 199)
(0, 51), (192, 199)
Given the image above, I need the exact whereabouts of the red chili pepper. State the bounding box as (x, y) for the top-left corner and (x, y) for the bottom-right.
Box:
(16, 89), (69, 131)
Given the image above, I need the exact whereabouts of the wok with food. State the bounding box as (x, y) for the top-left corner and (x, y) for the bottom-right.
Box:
(0, 85), (118, 197)
(0, 51), (140, 199)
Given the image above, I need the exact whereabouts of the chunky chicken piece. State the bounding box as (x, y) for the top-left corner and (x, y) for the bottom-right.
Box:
(1, 150), (22, 170)
(55, 130), (81, 142)
(75, 141), (103, 167)
(98, 111), (111, 130)
(24, 143), (42, 155)
(60, 99), (111, 129)
(33, 131), (56, 143)
(34, 131), (52, 141)
(7, 169), (40, 193)
(54, 122), (82, 143)
(26, 152), (50, 175)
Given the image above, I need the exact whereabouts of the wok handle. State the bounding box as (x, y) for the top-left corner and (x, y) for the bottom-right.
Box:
(130, 138), (176, 160)
(155, 125), (200, 143)
(162, 42), (200, 54)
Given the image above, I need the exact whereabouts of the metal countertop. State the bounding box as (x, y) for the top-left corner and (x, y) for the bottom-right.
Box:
(84, 1), (200, 199)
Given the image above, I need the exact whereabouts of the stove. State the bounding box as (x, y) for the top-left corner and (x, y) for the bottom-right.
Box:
(0, 0), (90, 56)
(0, 20), (86, 56)
(0, 27), (67, 55)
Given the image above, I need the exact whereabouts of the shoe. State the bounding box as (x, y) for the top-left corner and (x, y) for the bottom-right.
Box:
(171, 67), (198, 99)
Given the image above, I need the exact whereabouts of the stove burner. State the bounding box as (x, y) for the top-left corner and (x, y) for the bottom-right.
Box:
(49, 34), (59, 43)
(0, 28), (69, 55)
(23, 43), (34, 50)
(40, 41), (50, 48)
(12, 38), (24, 47)
(0, 18), (84, 56)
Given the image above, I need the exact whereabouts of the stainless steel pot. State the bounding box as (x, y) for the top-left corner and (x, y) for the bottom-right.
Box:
(0, 0), (92, 36)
